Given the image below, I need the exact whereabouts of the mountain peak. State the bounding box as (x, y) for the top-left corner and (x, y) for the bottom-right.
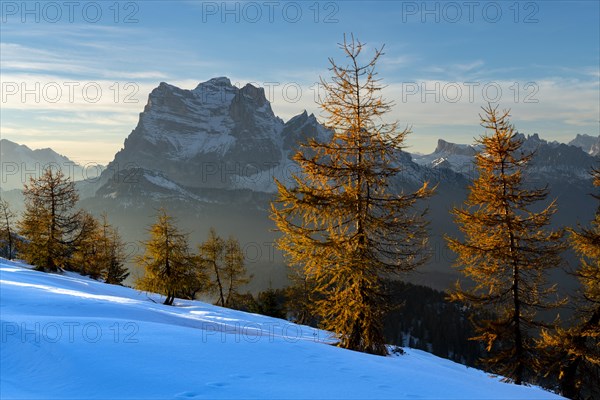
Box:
(208, 76), (232, 86)
(157, 81), (175, 88)
(434, 139), (477, 156)
(238, 83), (268, 107)
(194, 77), (234, 91)
(286, 110), (310, 125)
(569, 133), (600, 156)
(107, 78), (287, 190)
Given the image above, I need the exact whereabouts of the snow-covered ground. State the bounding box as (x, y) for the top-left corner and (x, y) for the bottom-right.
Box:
(0, 258), (563, 399)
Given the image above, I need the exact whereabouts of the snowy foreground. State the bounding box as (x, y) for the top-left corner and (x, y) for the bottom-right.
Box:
(0, 258), (563, 399)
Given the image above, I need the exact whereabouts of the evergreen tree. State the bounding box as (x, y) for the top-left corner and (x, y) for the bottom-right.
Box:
(271, 35), (433, 355)
(285, 266), (317, 326)
(135, 209), (195, 305)
(19, 167), (83, 271)
(254, 288), (287, 319)
(447, 105), (565, 385)
(99, 214), (130, 285)
(0, 199), (16, 260)
(539, 167), (600, 399)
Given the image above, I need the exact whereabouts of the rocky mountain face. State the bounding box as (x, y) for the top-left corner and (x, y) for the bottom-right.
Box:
(569, 133), (600, 157)
(518, 133), (598, 181)
(88, 77), (464, 201)
(411, 139), (479, 174)
(96, 78), (329, 194)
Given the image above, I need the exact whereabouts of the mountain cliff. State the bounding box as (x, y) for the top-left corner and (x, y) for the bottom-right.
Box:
(100, 78), (330, 194)
(568, 133), (600, 157)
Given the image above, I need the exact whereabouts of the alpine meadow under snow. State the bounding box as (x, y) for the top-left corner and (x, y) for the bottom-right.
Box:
(0, 258), (563, 399)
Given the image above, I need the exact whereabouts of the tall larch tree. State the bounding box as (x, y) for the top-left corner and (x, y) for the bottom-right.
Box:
(71, 212), (103, 277)
(447, 104), (565, 385)
(199, 228), (226, 306)
(136, 209), (195, 305)
(70, 213), (129, 284)
(222, 236), (250, 307)
(271, 35), (433, 355)
(19, 167), (83, 271)
(0, 199), (16, 260)
(198, 229), (250, 307)
(540, 167), (599, 399)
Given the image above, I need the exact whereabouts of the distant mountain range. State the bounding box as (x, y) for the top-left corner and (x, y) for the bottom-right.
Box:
(0, 139), (103, 191)
(2, 78), (598, 292)
(413, 133), (598, 181)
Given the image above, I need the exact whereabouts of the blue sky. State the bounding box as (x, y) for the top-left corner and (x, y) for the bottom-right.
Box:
(1, 1), (598, 164)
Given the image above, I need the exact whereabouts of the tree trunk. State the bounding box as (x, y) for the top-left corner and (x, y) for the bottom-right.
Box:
(213, 261), (225, 306)
(561, 307), (600, 398)
(4, 214), (12, 260)
(225, 271), (235, 307)
(560, 358), (580, 399)
(164, 291), (174, 306)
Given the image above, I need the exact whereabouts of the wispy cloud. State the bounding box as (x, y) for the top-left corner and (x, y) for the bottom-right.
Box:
(380, 55), (417, 70)
(454, 60), (485, 72)
(1, 43), (171, 80)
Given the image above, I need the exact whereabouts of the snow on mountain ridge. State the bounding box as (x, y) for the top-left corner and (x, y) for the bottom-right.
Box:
(412, 134), (597, 181)
(412, 139), (476, 173)
(99, 78), (340, 196)
(103, 78), (290, 191)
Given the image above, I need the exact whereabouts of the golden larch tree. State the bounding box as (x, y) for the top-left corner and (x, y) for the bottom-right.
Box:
(19, 167), (84, 271)
(136, 208), (196, 305)
(0, 199), (16, 260)
(198, 228), (250, 308)
(272, 35), (433, 355)
(223, 236), (250, 307)
(539, 167), (599, 399)
(71, 212), (104, 278)
(198, 228), (226, 306)
(71, 213), (130, 284)
(447, 105), (565, 385)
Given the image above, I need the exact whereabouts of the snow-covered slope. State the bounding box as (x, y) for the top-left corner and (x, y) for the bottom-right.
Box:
(0, 258), (562, 399)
